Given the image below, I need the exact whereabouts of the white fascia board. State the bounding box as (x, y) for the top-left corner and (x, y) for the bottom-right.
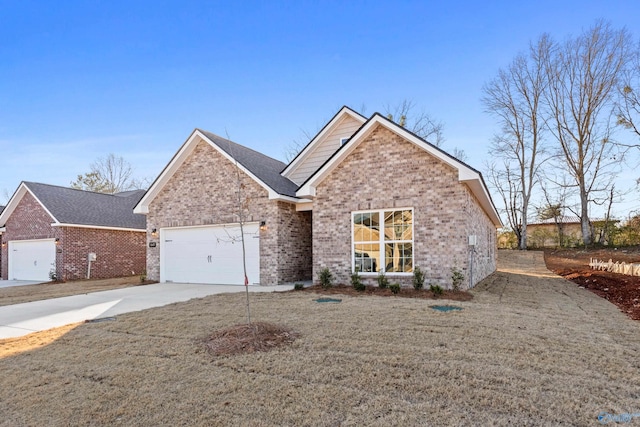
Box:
(0, 183), (59, 225)
(296, 184), (316, 198)
(51, 223), (146, 233)
(282, 107), (367, 178)
(268, 193), (305, 204)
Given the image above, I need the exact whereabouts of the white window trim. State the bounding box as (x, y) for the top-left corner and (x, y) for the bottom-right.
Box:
(351, 207), (414, 275)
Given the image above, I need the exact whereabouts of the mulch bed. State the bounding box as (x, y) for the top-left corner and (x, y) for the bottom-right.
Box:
(295, 284), (473, 301)
(544, 248), (640, 320)
(202, 322), (300, 357)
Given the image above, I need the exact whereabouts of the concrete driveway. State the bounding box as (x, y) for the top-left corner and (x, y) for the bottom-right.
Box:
(0, 282), (293, 339)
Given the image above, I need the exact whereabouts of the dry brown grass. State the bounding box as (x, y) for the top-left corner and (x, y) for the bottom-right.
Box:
(0, 277), (149, 307)
(1, 251), (639, 425)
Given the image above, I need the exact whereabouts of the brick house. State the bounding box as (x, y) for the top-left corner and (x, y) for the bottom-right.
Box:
(0, 182), (146, 281)
(134, 106), (502, 289)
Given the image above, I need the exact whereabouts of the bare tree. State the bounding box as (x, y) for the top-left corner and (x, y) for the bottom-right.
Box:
(482, 36), (550, 249)
(71, 153), (144, 193)
(617, 53), (640, 139)
(543, 21), (631, 245)
(486, 161), (526, 246)
(224, 133), (253, 325)
(284, 128), (315, 163)
(384, 100), (445, 146)
(1, 188), (11, 204)
(537, 177), (571, 247)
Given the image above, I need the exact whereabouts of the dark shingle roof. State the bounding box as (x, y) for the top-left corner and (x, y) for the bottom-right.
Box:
(198, 130), (299, 198)
(24, 182), (146, 230)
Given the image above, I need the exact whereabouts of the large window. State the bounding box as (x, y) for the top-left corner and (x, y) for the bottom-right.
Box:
(352, 209), (413, 273)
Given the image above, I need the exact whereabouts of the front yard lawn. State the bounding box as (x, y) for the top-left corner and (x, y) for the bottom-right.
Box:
(1, 251), (639, 425)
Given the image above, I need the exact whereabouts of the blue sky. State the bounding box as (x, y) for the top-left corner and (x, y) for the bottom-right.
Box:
(1, 1), (639, 216)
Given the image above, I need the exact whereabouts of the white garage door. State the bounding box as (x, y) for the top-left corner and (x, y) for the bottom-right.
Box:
(8, 239), (56, 281)
(161, 223), (260, 285)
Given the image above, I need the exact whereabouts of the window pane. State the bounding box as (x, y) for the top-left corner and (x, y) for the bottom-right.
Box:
(384, 211), (394, 241)
(354, 243), (379, 273)
(354, 212), (381, 243)
(354, 210), (412, 273)
(384, 210), (413, 241)
(384, 242), (413, 273)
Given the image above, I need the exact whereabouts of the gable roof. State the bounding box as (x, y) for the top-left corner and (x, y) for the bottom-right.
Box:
(0, 182), (146, 230)
(281, 105), (367, 178)
(198, 130), (299, 197)
(296, 113), (503, 227)
(134, 129), (300, 214)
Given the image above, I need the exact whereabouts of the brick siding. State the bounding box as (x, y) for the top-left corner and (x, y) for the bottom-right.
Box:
(312, 125), (496, 289)
(146, 139), (312, 284)
(1, 191), (145, 281)
(58, 227), (146, 280)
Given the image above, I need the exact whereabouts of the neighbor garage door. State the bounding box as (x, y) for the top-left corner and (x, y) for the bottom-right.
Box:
(8, 239), (56, 281)
(161, 223), (260, 285)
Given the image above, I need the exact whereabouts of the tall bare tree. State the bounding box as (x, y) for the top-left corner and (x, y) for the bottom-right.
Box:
(482, 36), (550, 249)
(384, 100), (445, 147)
(71, 153), (144, 193)
(543, 21), (631, 245)
(617, 54), (640, 139)
(486, 161), (524, 244)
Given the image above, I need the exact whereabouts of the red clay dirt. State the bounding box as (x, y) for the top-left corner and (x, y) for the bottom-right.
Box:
(544, 247), (640, 320)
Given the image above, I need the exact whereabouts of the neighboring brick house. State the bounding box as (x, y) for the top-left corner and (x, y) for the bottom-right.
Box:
(0, 182), (146, 281)
(135, 106), (502, 289)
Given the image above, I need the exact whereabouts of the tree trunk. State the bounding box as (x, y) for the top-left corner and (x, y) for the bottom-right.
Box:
(580, 191), (592, 245)
(519, 223), (527, 250)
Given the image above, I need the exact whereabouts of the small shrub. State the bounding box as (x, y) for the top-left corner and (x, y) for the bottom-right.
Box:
(413, 266), (425, 290)
(319, 267), (333, 289)
(389, 283), (401, 294)
(451, 267), (464, 291)
(49, 268), (57, 282)
(351, 272), (365, 292)
(140, 270), (147, 283)
(430, 284), (443, 296)
(294, 283), (304, 291)
(377, 271), (389, 289)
